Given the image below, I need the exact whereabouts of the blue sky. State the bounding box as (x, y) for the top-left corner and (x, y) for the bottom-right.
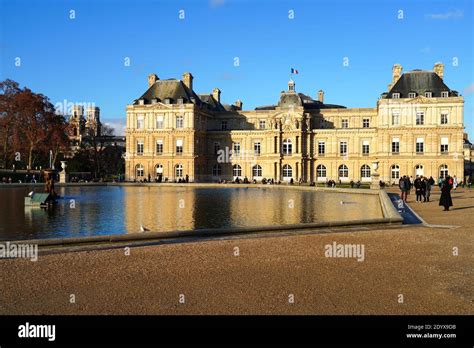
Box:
(1, 0), (473, 136)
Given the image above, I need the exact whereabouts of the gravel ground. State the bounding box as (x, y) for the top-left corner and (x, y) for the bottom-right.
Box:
(0, 187), (473, 315)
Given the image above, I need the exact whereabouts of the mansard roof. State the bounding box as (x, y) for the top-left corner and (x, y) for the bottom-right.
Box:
(198, 94), (227, 112)
(385, 70), (458, 98)
(133, 78), (228, 112)
(133, 79), (201, 105)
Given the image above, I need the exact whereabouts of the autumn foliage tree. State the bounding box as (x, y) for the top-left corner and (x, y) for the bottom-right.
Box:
(0, 79), (70, 170)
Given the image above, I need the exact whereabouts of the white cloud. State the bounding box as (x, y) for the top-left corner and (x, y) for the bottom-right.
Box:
(425, 9), (463, 20)
(102, 118), (126, 136)
(464, 83), (474, 95)
(420, 46), (431, 54)
(210, 0), (226, 8)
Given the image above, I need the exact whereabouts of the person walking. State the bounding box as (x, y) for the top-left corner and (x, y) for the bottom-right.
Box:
(399, 176), (407, 202)
(439, 175), (454, 211)
(426, 176), (434, 202)
(453, 175), (458, 190)
(414, 176), (423, 202)
(420, 177), (427, 202)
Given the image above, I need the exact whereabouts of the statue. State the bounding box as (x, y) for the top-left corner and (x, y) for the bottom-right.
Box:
(43, 170), (58, 198)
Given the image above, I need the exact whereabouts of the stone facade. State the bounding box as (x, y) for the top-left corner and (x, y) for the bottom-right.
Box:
(125, 64), (467, 184)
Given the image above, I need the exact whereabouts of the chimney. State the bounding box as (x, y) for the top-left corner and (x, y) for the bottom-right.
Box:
(212, 88), (221, 103)
(317, 90), (324, 103)
(182, 72), (193, 90)
(148, 74), (159, 87)
(434, 62), (444, 80)
(388, 64), (403, 90)
(234, 99), (242, 110)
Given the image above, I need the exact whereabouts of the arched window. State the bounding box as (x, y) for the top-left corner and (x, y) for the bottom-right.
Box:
(175, 164), (183, 178)
(360, 164), (371, 178)
(252, 165), (262, 177)
(415, 164), (424, 177)
(136, 164), (144, 178)
(338, 164), (348, 178)
(233, 164), (242, 178)
(282, 164), (292, 178)
(391, 164), (400, 179)
(212, 164), (222, 177)
(316, 164), (326, 178)
(439, 164), (448, 179)
(282, 139), (292, 155)
(155, 164), (163, 175)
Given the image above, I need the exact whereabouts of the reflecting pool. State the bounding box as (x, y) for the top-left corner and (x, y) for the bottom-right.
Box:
(0, 186), (383, 241)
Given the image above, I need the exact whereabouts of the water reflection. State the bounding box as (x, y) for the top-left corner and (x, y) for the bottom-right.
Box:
(0, 186), (382, 241)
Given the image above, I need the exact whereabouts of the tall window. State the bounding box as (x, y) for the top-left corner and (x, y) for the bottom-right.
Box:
(391, 165), (400, 179)
(392, 111), (400, 126)
(416, 111), (424, 125)
(259, 120), (266, 129)
(221, 121), (227, 130)
(156, 140), (163, 154)
(316, 164), (326, 179)
(338, 164), (348, 178)
(318, 141), (325, 155)
(439, 165), (448, 179)
(252, 165), (262, 177)
(137, 141), (144, 155)
(340, 141), (347, 156)
(283, 139), (292, 155)
(341, 119), (349, 128)
(416, 138), (424, 153)
(254, 141), (261, 155)
(176, 115), (184, 128)
(363, 119), (370, 128)
(362, 140), (370, 155)
(156, 115), (164, 128)
(175, 164), (183, 178)
(233, 164), (242, 178)
(233, 142), (241, 155)
(137, 115), (144, 129)
(440, 113), (448, 125)
(176, 139), (183, 155)
(136, 164), (144, 178)
(392, 138), (400, 154)
(214, 142), (220, 155)
(212, 164), (222, 177)
(282, 164), (292, 178)
(440, 137), (449, 153)
(360, 164), (371, 178)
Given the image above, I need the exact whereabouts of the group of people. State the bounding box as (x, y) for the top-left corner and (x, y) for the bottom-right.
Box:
(399, 175), (455, 211)
(399, 175), (435, 203)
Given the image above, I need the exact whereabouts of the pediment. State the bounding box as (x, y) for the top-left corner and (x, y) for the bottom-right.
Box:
(407, 95), (437, 104)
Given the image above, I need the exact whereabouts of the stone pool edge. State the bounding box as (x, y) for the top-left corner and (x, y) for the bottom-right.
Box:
(3, 186), (402, 248)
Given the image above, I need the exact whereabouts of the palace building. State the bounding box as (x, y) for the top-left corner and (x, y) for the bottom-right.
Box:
(124, 63), (467, 183)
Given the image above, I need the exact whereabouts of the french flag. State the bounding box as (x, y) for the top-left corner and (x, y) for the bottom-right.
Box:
(291, 68), (299, 74)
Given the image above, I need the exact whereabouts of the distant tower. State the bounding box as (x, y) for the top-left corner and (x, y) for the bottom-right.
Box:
(288, 79), (295, 93)
(86, 106), (101, 136)
(69, 105), (85, 138)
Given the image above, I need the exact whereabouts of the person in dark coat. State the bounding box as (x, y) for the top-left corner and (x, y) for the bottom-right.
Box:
(414, 176), (423, 202)
(399, 176), (407, 202)
(425, 176), (435, 202)
(439, 176), (454, 211)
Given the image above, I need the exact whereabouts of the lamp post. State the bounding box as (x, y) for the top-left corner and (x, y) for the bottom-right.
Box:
(370, 160), (380, 190)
